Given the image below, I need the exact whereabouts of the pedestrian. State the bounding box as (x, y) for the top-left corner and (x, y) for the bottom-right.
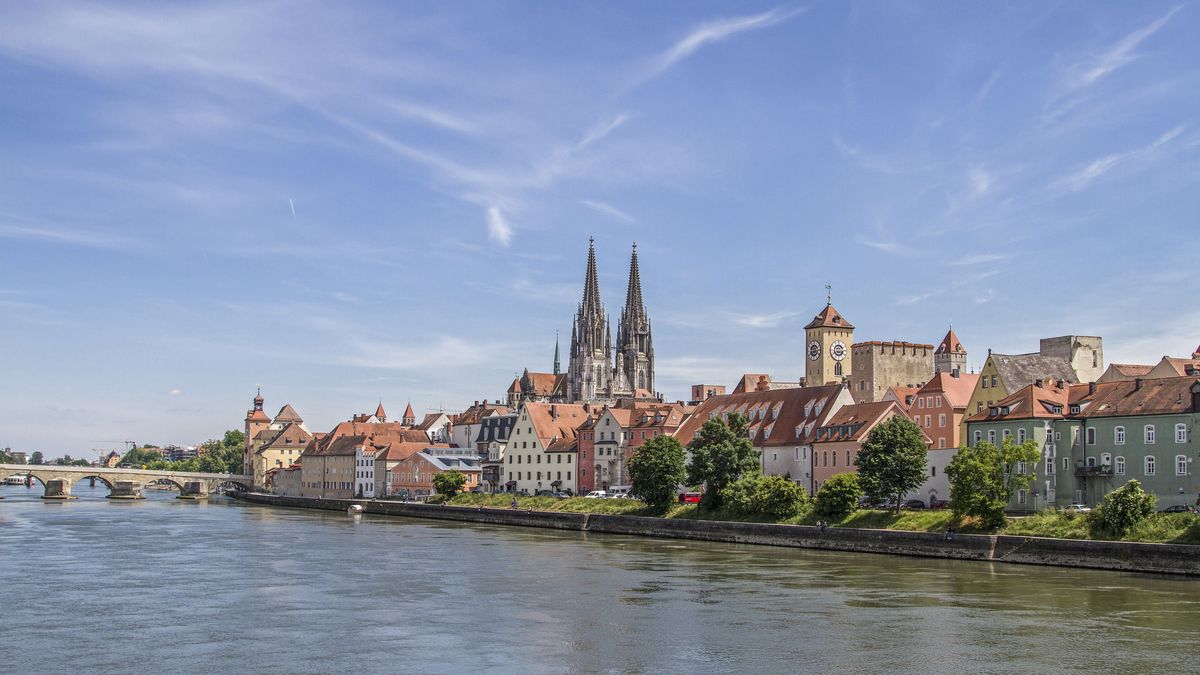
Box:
(819, 520), (827, 534)
(511, 497), (519, 510)
(945, 526), (956, 541)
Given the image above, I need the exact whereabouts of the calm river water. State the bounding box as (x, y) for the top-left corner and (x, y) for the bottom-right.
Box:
(2, 482), (1199, 674)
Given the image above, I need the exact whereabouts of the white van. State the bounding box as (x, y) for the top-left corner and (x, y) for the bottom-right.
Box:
(607, 485), (632, 499)
(584, 490), (607, 499)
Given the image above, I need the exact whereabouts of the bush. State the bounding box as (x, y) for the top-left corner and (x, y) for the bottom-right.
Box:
(432, 470), (467, 498)
(723, 474), (809, 519)
(1096, 479), (1156, 535)
(815, 473), (862, 518)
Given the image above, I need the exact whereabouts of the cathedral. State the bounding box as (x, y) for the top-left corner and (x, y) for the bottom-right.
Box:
(566, 238), (656, 403)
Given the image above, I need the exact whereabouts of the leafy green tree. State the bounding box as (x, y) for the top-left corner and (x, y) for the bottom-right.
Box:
(30, 451), (45, 465)
(121, 447), (164, 468)
(686, 413), (759, 510)
(1096, 479), (1156, 535)
(723, 474), (809, 519)
(815, 473), (863, 518)
(854, 415), (928, 513)
(432, 470), (467, 497)
(223, 429), (245, 449)
(0, 449), (15, 464)
(946, 437), (1041, 528)
(628, 434), (687, 510)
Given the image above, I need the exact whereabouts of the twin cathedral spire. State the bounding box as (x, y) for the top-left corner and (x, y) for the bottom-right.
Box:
(567, 238), (655, 402)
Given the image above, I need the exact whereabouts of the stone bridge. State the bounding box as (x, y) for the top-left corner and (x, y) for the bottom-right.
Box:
(0, 464), (253, 500)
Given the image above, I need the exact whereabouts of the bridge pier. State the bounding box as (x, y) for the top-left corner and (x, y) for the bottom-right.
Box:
(41, 478), (75, 500)
(178, 481), (209, 500)
(106, 480), (145, 500)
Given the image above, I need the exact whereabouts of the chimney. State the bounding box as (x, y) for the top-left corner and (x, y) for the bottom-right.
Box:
(1056, 380), (1064, 390)
(550, 405), (558, 420)
(1089, 382), (1096, 395)
(1036, 378), (1044, 388)
(1134, 378), (1142, 391)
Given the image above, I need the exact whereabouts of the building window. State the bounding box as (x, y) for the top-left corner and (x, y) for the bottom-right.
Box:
(1145, 425), (1156, 444)
(1017, 489), (1027, 505)
(973, 430), (981, 444)
(987, 430), (996, 443)
(1002, 429), (1011, 440)
(832, 451), (837, 467)
(935, 396), (942, 408)
(1016, 461), (1027, 475)
(1101, 453), (1111, 467)
(1086, 427), (1096, 445)
(835, 362), (843, 377)
(1115, 456), (1125, 475)
(1177, 424), (1189, 444)
(1144, 455), (1156, 477)
(977, 402), (984, 413)
(918, 398), (925, 409)
(1062, 457), (1069, 471)
(845, 450), (851, 466)
(1045, 457), (1054, 475)
(939, 414), (946, 428)
(982, 378), (988, 389)
(1017, 428), (1026, 443)
(991, 375), (997, 388)
(1114, 426), (1125, 445)
(938, 438), (946, 449)
(1177, 455), (1188, 476)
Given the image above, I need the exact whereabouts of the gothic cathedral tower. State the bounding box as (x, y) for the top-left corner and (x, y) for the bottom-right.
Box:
(615, 243), (654, 396)
(804, 292), (854, 386)
(567, 238), (613, 402)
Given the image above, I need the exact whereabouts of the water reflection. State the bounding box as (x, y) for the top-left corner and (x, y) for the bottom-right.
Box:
(1, 484), (1197, 674)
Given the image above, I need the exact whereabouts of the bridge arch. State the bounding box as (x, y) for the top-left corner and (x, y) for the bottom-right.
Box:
(145, 477), (185, 491)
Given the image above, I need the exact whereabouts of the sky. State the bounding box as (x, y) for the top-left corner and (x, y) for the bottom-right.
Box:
(1, 1), (1197, 456)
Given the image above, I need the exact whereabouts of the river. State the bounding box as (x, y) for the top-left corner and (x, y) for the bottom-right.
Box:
(2, 482), (1198, 674)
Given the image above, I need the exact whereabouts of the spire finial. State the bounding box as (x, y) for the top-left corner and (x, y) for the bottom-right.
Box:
(825, 283), (832, 306)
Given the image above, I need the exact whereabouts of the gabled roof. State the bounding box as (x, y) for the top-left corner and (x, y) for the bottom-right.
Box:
(377, 442), (450, 462)
(416, 412), (448, 431)
(805, 304), (854, 330)
(917, 373), (981, 409)
(273, 404), (303, 424)
(403, 403), (415, 419)
(811, 400), (921, 444)
(1153, 356), (1200, 377)
(673, 384), (849, 447)
(256, 423), (314, 455)
(1076, 376), (1200, 418)
(523, 403), (590, 447)
(936, 328), (965, 354)
(966, 380), (1083, 422)
(989, 353), (1078, 391)
(884, 386), (922, 412)
(521, 370), (568, 397)
(454, 402), (513, 425)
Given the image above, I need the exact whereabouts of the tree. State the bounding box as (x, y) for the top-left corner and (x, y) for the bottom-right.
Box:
(121, 446), (163, 468)
(686, 413), (759, 510)
(432, 470), (467, 498)
(854, 415), (928, 513)
(724, 474), (809, 519)
(30, 451), (45, 465)
(815, 473), (863, 518)
(1096, 479), (1156, 535)
(946, 437), (1041, 528)
(628, 434), (687, 510)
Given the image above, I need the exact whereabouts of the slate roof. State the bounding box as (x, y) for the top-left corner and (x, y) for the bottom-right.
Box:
(990, 353), (1079, 390)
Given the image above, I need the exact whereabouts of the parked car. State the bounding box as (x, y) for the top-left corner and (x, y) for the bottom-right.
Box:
(584, 490), (607, 499)
(551, 491), (571, 499)
(1160, 504), (1194, 514)
(929, 498), (950, 510)
(1067, 503), (1092, 513)
(678, 491), (702, 504)
(902, 499), (927, 510)
(534, 490), (557, 497)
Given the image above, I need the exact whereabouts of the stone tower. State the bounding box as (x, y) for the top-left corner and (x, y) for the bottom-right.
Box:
(243, 388), (270, 476)
(804, 293), (854, 386)
(614, 243), (654, 396)
(934, 327), (968, 376)
(567, 238), (613, 402)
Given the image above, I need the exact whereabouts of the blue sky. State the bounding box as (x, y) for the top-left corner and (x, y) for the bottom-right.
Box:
(1, 1), (1197, 456)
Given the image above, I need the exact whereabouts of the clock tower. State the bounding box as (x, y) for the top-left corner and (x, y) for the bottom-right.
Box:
(804, 292), (854, 386)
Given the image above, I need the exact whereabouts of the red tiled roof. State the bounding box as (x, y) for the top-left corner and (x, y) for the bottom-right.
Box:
(524, 402), (590, 447)
(935, 328), (965, 355)
(885, 386), (922, 412)
(1108, 364), (1154, 377)
(804, 304), (854, 330)
(673, 384), (848, 447)
(246, 409), (270, 423)
(916, 373), (980, 409)
(965, 380), (1079, 422)
(1078, 376), (1200, 418)
(375, 402), (387, 419)
(403, 403), (415, 419)
(811, 401), (919, 443)
(274, 404), (303, 423)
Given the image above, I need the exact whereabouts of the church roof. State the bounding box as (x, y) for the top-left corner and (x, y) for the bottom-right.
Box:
(623, 243), (645, 316)
(581, 237), (602, 315)
(403, 403), (415, 420)
(805, 304), (854, 330)
(246, 408), (270, 423)
(375, 402), (387, 419)
(936, 328), (965, 354)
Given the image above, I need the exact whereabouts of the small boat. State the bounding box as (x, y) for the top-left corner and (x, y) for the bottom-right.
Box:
(347, 504), (363, 514)
(4, 475), (27, 486)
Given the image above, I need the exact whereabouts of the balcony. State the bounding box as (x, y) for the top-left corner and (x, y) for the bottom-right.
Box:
(1075, 462), (1113, 478)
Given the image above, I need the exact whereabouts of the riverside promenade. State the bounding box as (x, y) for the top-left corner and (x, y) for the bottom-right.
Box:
(236, 492), (1200, 577)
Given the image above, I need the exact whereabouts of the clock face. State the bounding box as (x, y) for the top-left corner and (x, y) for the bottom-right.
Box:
(830, 340), (848, 361)
(807, 340), (821, 361)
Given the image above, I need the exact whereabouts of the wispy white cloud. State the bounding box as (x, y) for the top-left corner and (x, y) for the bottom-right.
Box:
(637, 7), (805, 85)
(895, 292), (936, 306)
(580, 199), (635, 223)
(1056, 125), (1184, 192)
(486, 206), (513, 246)
(968, 167), (993, 196)
(576, 113), (631, 149)
(389, 100), (479, 135)
(951, 252), (1013, 266)
(1069, 6), (1183, 88)
(168, 389), (182, 396)
(729, 310), (801, 328)
(0, 221), (143, 251)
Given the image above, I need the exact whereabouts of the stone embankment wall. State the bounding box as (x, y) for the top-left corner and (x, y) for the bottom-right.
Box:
(235, 493), (1200, 577)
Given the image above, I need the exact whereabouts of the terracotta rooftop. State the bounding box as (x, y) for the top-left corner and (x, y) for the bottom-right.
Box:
(917, 373), (981, 409)
(673, 384), (848, 448)
(936, 328), (966, 355)
(811, 400), (909, 443)
(273, 404), (303, 424)
(524, 402), (590, 447)
(1077, 376), (1200, 418)
(965, 380), (1082, 422)
(805, 303), (854, 330)
(1107, 363), (1154, 378)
